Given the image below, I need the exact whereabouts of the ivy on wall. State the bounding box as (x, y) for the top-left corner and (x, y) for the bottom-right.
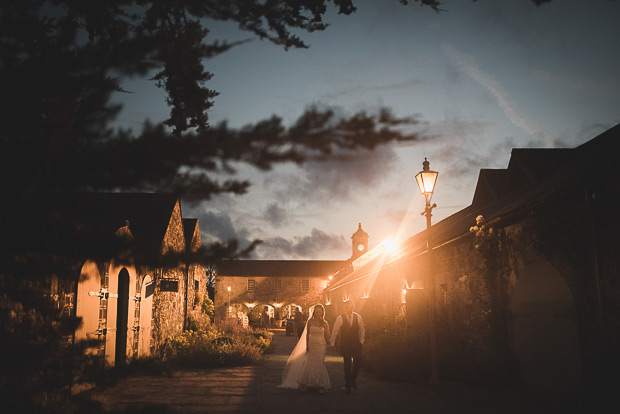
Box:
(468, 215), (519, 383)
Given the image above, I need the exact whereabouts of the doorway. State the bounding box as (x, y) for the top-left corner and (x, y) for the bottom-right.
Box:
(114, 268), (130, 365)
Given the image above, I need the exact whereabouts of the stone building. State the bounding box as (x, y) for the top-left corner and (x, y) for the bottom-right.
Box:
(214, 260), (347, 324)
(46, 193), (208, 366)
(324, 124), (620, 392)
(184, 218), (209, 326)
(213, 224), (370, 324)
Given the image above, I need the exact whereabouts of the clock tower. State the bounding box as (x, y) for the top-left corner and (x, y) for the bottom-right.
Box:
(351, 223), (369, 260)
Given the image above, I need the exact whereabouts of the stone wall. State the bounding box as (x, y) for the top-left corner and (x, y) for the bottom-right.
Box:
(215, 275), (329, 319)
(188, 263), (208, 324)
(323, 219), (521, 380)
(186, 220), (209, 326)
(150, 267), (185, 352)
(151, 200), (187, 352)
(325, 258), (420, 328)
(161, 200), (186, 255)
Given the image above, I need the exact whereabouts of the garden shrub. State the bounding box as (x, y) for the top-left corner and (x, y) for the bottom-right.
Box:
(186, 314), (211, 332)
(247, 308), (260, 327)
(201, 295), (214, 317)
(163, 319), (272, 368)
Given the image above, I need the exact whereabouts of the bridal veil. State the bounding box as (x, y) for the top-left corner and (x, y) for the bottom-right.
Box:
(279, 312), (311, 389)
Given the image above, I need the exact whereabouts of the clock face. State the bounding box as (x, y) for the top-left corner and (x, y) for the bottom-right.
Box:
(357, 244), (365, 252)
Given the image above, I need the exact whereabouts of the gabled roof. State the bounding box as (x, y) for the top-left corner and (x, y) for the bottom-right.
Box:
(216, 260), (347, 278)
(46, 192), (179, 247)
(472, 169), (507, 206)
(500, 148), (574, 198)
(457, 124), (617, 234)
(575, 122), (620, 153)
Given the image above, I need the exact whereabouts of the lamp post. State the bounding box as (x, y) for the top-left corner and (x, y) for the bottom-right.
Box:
(415, 157), (440, 385)
(227, 285), (231, 317)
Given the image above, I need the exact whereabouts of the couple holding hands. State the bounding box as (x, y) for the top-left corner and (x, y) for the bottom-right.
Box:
(280, 300), (365, 394)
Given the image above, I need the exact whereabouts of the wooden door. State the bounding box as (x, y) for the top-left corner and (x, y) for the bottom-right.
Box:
(105, 266), (137, 366)
(138, 275), (154, 357)
(114, 269), (130, 364)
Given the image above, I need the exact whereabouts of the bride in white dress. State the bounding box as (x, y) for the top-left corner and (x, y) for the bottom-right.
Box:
(279, 304), (331, 393)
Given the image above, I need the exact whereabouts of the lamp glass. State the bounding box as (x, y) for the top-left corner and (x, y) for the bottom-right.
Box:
(415, 169), (438, 204)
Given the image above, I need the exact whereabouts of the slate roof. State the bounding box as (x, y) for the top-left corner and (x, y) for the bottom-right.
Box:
(37, 192), (180, 252)
(472, 169), (507, 206)
(216, 260), (348, 278)
(326, 123), (620, 292)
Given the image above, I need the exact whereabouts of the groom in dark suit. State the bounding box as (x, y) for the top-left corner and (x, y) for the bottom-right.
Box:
(330, 300), (365, 394)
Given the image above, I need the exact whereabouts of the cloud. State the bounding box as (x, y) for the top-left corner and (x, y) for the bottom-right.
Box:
(412, 114), (510, 176)
(432, 138), (517, 178)
(441, 42), (558, 146)
(195, 210), (254, 249)
(263, 203), (288, 228)
(256, 228), (348, 259)
(267, 146), (400, 206)
(423, 115), (495, 143)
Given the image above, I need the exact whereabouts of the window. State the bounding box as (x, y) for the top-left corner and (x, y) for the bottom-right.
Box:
(144, 280), (155, 298)
(247, 279), (256, 292)
(274, 278), (282, 291)
(194, 280), (200, 292)
(301, 279), (309, 293)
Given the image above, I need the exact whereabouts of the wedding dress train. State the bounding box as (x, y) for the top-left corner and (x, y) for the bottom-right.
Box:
(279, 324), (331, 390)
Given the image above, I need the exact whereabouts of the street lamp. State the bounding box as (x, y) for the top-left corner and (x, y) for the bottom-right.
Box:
(415, 157), (440, 385)
(227, 285), (231, 317)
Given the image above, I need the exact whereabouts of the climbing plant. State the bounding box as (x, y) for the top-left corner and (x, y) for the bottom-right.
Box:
(469, 215), (519, 384)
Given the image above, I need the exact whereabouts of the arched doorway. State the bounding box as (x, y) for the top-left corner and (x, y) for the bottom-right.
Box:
(114, 268), (130, 365)
(511, 259), (581, 391)
(282, 303), (300, 320)
(254, 303), (275, 328)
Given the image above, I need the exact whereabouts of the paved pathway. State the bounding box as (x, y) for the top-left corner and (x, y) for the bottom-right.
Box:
(92, 329), (590, 413)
